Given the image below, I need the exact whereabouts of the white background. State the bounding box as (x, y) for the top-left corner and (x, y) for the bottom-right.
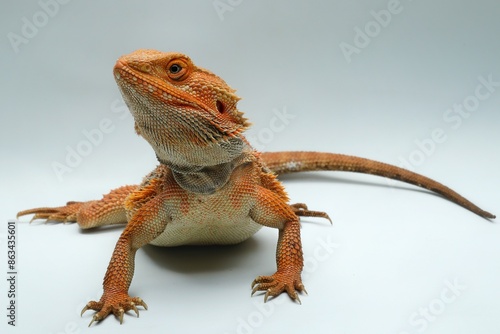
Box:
(1, 0), (499, 333)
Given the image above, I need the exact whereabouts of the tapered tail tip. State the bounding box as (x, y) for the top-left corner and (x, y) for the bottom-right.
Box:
(482, 211), (496, 219)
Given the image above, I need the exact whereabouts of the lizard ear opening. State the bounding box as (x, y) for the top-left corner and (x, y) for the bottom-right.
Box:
(216, 100), (225, 113)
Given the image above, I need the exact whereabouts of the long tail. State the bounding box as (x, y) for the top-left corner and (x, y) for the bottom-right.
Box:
(261, 151), (495, 219)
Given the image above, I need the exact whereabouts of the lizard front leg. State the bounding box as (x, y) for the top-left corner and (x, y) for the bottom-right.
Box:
(250, 188), (306, 303)
(82, 193), (169, 326)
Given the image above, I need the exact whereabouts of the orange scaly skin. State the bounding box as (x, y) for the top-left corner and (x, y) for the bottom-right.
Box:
(17, 49), (495, 326)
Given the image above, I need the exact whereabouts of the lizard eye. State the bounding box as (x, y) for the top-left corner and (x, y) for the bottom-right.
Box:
(169, 64), (182, 74)
(166, 59), (189, 80)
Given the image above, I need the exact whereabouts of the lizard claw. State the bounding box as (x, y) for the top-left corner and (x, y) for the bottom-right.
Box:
(118, 308), (125, 324)
(88, 315), (97, 328)
(81, 304), (91, 317)
(130, 303), (140, 317)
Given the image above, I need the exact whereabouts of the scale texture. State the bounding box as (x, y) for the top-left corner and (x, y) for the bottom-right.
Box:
(17, 49), (495, 326)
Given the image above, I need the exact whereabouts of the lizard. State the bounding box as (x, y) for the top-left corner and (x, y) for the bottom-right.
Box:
(17, 49), (495, 326)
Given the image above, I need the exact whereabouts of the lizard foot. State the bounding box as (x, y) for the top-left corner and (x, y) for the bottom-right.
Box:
(251, 270), (306, 304)
(16, 201), (84, 223)
(81, 290), (148, 326)
(290, 203), (332, 224)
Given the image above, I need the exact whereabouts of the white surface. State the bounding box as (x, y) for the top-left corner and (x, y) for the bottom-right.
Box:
(1, 1), (499, 333)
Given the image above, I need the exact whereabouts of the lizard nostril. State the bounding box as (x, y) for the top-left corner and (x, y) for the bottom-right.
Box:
(216, 100), (225, 113)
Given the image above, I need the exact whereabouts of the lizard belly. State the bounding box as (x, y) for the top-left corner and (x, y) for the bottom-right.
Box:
(149, 216), (262, 246)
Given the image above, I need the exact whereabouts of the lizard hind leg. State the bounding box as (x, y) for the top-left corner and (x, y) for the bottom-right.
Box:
(17, 185), (137, 229)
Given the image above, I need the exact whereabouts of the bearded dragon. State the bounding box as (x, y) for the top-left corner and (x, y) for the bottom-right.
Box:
(17, 49), (495, 326)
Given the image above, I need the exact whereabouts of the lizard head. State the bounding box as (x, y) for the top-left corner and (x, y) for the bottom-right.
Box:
(113, 49), (250, 171)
